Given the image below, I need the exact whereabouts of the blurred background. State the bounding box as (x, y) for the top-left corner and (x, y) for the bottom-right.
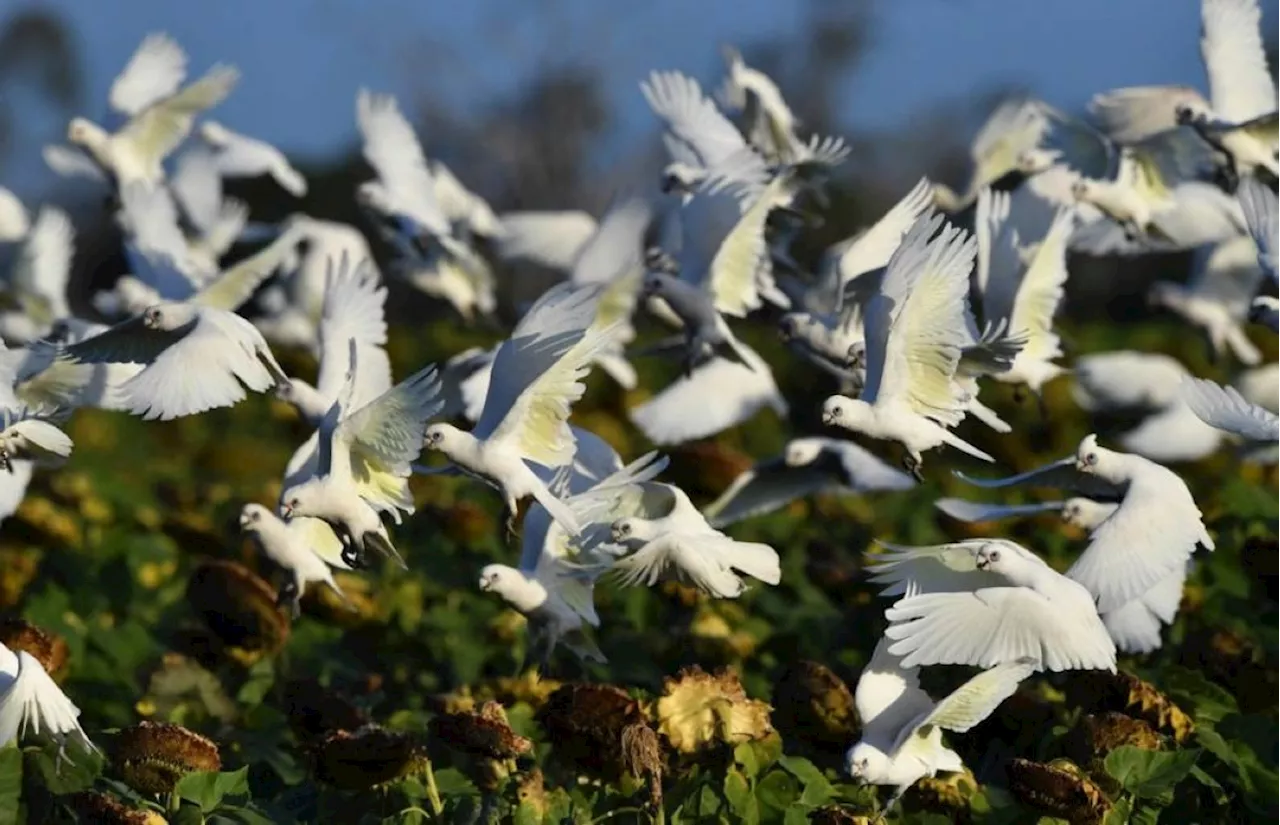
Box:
(0, 0), (1276, 316)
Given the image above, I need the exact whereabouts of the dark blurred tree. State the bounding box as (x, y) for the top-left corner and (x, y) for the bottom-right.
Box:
(0, 9), (82, 171)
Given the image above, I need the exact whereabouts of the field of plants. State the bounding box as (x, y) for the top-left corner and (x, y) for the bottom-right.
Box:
(0, 313), (1273, 825)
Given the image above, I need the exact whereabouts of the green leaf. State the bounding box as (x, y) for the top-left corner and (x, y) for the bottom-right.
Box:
(235, 658), (275, 707)
(776, 755), (835, 806)
(734, 740), (762, 779)
(23, 740), (104, 794)
(175, 766), (250, 813)
(1159, 667), (1238, 724)
(783, 805), (811, 825)
(0, 746), (22, 825)
(754, 769), (800, 813)
(1104, 747), (1201, 799)
(724, 767), (759, 824)
(1103, 796), (1133, 825)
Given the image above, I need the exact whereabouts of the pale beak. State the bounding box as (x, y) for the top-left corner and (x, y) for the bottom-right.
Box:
(238, 515), (252, 529)
(822, 412), (835, 426)
(1075, 460), (1088, 472)
(280, 504), (293, 519)
(478, 577), (491, 591)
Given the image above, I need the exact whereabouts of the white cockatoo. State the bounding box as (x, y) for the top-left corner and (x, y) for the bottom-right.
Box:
(239, 503), (351, 617)
(821, 211), (995, 477)
(0, 642), (97, 760)
(422, 283), (619, 535)
(703, 437), (915, 528)
(868, 538), (1117, 672)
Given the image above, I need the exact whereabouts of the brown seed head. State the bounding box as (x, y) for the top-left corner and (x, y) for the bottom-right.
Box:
(1006, 758), (1110, 825)
(0, 616), (68, 678)
(186, 559), (289, 657)
(654, 665), (773, 754)
(312, 724), (427, 790)
(113, 721), (221, 794)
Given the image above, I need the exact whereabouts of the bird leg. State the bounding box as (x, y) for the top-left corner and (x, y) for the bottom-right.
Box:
(277, 579), (302, 619)
(332, 523), (368, 570)
(902, 453), (924, 483)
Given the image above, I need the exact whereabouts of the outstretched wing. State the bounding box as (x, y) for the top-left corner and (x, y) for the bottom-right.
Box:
(60, 315), (188, 366)
(314, 256), (392, 409)
(495, 210), (597, 272)
(1237, 175), (1278, 280)
(1201, 0), (1277, 124)
(1006, 207), (1073, 362)
(120, 65), (239, 169)
(894, 658), (1035, 756)
(110, 32), (187, 116)
(1181, 376), (1279, 442)
(953, 456), (1124, 500)
(355, 89), (449, 236)
(641, 70), (751, 172)
(10, 207), (73, 325)
(884, 589), (1116, 672)
(865, 540), (1003, 599)
(1087, 85), (1206, 142)
(864, 212), (974, 424)
(935, 498), (1066, 524)
(192, 229), (301, 311)
(0, 647), (96, 753)
(475, 283), (611, 468)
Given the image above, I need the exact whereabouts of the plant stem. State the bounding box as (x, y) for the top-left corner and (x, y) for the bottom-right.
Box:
(422, 757), (443, 817)
(166, 790), (181, 815)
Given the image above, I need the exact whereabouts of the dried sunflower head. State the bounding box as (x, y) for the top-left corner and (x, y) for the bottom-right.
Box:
(1066, 670), (1194, 743)
(67, 791), (168, 825)
(284, 678), (371, 743)
(1080, 712), (1163, 760)
(429, 700), (532, 761)
(808, 806), (875, 825)
(537, 683), (658, 782)
(654, 666), (772, 754)
(311, 724), (428, 790)
(113, 721), (221, 795)
(907, 766), (978, 815)
(1006, 758), (1110, 825)
(186, 559), (289, 659)
(772, 660), (859, 754)
(0, 616), (68, 679)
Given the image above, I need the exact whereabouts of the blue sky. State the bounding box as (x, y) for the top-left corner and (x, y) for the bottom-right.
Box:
(2, 0), (1275, 194)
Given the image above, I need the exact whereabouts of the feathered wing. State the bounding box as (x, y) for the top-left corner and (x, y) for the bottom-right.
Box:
(854, 638), (935, 745)
(703, 460), (831, 528)
(884, 588), (1116, 672)
(60, 315), (188, 366)
(865, 540), (1003, 599)
(1006, 206), (1073, 363)
(109, 33), (187, 116)
(475, 284), (612, 468)
(570, 196), (651, 287)
(894, 658), (1035, 756)
(3, 417), (73, 465)
(611, 533), (780, 596)
(1201, 0), (1276, 124)
(494, 211), (597, 272)
(641, 70), (751, 171)
(832, 178), (934, 295)
(1087, 85), (1206, 142)
(1181, 376), (1280, 442)
(0, 462), (33, 524)
(314, 258), (392, 408)
(336, 365), (443, 514)
(0, 648), (96, 753)
(121, 313), (275, 420)
(1067, 471), (1210, 614)
(291, 516), (351, 571)
(1237, 175), (1278, 280)
(11, 207), (73, 326)
(974, 187), (1018, 304)
(120, 65), (239, 169)
(630, 344), (785, 447)
(934, 498), (1066, 524)
(953, 456), (1124, 500)
(192, 230), (302, 311)
(866, 213), (975, 425)
(355, 90), (449, 236)
(678, 174), (775, 317)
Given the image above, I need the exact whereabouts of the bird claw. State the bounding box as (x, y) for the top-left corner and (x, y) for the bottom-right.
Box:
(902, 455), (924, 483)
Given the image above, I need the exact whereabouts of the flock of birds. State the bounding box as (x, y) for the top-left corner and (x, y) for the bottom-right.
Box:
(0, 0), (1276, 813)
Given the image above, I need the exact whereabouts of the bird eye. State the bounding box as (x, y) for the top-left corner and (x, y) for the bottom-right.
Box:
(989, 550), (1001, 562)
(833, 406), (843, 417)
(1086, 453), (1098, 466)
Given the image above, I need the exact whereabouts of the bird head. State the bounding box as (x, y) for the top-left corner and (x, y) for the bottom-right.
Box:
(1075, 433), (1104, 474)
(845, 340), (867, 370)
(66, 118), (103, 149)
(199, 120), (230, 145)
(1174, 100), (1209, 126)
(423, 423), (459, 453)
(278, 483), (317, 520)
(355, 182), (390, 214)
(641, 272), (670, 298)
(821, 395), (866, 430)
(660, 163), (702, 195)
(845, 742), (889, 782)
(1061, 497), (1111, 530)
(610, 517), (644, 545)
(141, 305), (165, 329)
(975, 540), (1010, 572)
(783, 438), (823, 467)
(478, 564), (510, 593)
(239, 503), (268, 531)
(1249, 296), (1277, 325)
(1015, 148), (1061, 175)
(1070, 178), (1094, 202)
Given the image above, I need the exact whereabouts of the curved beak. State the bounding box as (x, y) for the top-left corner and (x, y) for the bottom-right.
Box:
(478, 576), (492, 592)
(280, 503), (293, 519)
(821, 411), (835, 426)
(238, 514), (252, 530)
